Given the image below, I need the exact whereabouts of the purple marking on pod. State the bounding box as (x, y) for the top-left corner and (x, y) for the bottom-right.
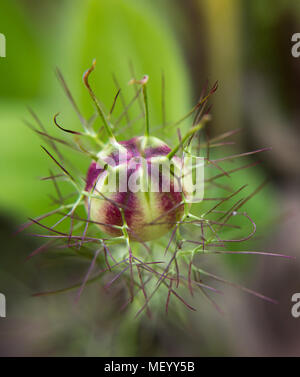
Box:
(85, 161), (103, 191)
(85, 136), (186, 241)
(119, 137), (140, 157)
(144, 145), (171, 158)
(102, 191), (139, 236)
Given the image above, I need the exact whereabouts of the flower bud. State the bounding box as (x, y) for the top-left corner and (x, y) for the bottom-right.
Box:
(85, 136), (185, 241)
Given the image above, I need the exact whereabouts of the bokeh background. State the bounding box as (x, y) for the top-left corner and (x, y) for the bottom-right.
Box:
(0, 0), (300, 356)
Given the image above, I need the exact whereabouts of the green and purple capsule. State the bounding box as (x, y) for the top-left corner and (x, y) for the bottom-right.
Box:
(85, 136), (186, 241)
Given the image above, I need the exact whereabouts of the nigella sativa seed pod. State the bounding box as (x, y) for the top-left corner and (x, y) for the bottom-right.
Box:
(85, 136), (186, 241)
(21, 60), (291, 316)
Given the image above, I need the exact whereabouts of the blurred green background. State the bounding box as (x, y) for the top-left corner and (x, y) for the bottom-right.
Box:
(0, 0), (300, 356)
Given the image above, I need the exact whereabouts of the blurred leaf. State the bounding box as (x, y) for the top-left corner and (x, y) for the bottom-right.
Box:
(0, 101), (58, 219)
(57, 0), (192, 142)
(0, 0), (192, 220)
(0, 0), (46, 98)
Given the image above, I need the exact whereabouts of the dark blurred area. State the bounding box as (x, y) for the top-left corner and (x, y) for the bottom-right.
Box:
(0, 0), (299, 356)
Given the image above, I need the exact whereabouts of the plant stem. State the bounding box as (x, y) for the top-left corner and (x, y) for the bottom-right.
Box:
(166, 115), (210, 160)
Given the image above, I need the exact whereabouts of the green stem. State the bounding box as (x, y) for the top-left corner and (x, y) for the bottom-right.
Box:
(143, 85), (150, 137)
(83, 60), (115, 140)
(166, 116), (210, 160)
